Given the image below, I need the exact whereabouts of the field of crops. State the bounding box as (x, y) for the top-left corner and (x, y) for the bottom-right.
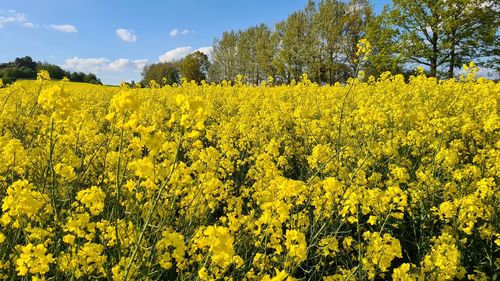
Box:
(0, 69), (498, 280)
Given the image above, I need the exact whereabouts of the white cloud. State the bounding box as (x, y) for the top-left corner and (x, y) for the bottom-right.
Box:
(132, 59), (148, 71)
(158, 46), (214, 63)
(63, 57), (148, 74)
(63, 57), (148, 85)
(22, 22), (35, 28)
(107, 59), (130, 72)
(116, 28), (137, 42)
(50, 24), (77, 33)
(195, 47), (213, 58)
(169, 28), (179, 37)
(159, 46), (193, 62)
(170, 28), (193, 37)
(0, 10), (35, 28)
(64, 57), (110, 72)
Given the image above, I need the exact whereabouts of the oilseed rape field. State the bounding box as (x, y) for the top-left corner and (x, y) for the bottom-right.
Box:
(0, 68), (498, 280)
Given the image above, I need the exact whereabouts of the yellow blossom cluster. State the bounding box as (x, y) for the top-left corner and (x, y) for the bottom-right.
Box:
(0, 70), (498, 280)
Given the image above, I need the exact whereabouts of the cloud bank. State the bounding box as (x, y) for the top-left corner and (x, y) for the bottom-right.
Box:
(159, 46), (213, 62)
(159, 47), (192, 62)
(63, 57), (147, 73)
(0, 10), (35, 28)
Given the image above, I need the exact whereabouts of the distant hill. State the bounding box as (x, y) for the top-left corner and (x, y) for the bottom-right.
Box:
(0, 56), (102, 85)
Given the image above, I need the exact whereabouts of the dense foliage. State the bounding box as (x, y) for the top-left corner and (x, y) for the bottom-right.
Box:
(0, 66), (498, 280)
(141, 52), (210, 87)
(179, 51), (210, 84)
(140, 62), (180, 87)
(207, 0), (498, 83)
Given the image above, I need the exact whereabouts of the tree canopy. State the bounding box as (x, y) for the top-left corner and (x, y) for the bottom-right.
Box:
(179, 51), (210, 83)
(389, 0), (499, 78)
(205, 0), (498, 83)
(141, 62), (180, 87)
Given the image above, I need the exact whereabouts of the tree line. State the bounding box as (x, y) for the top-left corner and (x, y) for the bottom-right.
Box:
(143, 0), (498, 86)
(139, 51), (210, 87)
(0, 56), (102, 85)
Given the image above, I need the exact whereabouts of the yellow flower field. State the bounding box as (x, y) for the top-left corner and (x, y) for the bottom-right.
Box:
(0, 69), (498, 280)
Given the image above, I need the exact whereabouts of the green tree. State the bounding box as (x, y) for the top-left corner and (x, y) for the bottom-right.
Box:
(389, 0), (498, 78)
(0, 56), (101, 84)
(254, 24), (279, 83)
(36, 62), (66, 80)
(275, 8), (318, 83)
(141, 62), (180, 87)
(209, 24), (279, 84)
(364, 7), (406, 78)
(207, 0), (378, 84)
(0, 66), (35, 80)
(342, 0), (373, 74)
(14, 56), (36, 71)
(179, 51), (210, 84)
(237, 27), (261, 84)
(209, 31), (239, 82)
(313, 0), (348, 84)
(70, 72), (86, 82)
(441, 0), (498, 78)
(83, 73), (102, 84)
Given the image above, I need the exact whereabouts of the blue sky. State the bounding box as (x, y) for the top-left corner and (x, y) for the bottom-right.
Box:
(1, 0), (391, 85)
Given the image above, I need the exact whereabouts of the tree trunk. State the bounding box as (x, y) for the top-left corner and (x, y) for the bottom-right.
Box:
(448, 47), (455, 79)
(430, 31), (438, 77)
